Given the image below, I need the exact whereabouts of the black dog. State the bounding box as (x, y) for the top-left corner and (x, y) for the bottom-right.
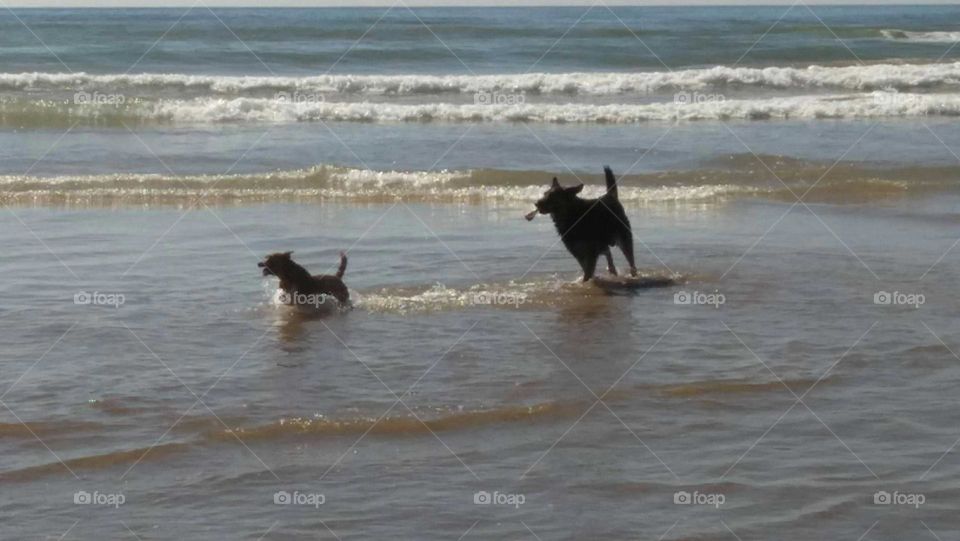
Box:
(258, 251), (350, 305)
(526, 166), (637, 282)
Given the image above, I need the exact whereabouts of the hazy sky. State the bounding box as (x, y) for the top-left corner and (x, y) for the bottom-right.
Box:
(5, 0), (960, 6)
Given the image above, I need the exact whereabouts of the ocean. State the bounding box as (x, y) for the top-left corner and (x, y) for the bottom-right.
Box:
(4, 5), (960, 540)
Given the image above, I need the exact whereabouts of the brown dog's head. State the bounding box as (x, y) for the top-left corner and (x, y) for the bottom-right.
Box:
(258, 251), (294, 277)
(528, 177), (583, 219)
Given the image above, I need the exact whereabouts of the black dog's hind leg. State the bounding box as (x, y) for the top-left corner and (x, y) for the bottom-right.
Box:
(604, 248), (618, 276)
(619, 233), (638, 276)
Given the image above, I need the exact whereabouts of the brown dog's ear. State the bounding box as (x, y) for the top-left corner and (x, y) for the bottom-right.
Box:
(282, 251), (293, 258)
(567, 183), (583, 194)
(551, 177), (560, 189)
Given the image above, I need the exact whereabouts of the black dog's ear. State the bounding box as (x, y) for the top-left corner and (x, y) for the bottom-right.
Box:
(566, 183), (583, 194)
(551, 177), (560, 189)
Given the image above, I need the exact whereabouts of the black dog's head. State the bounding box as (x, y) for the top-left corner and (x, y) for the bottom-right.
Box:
(528, 177), (583, 219)
(258, 251), (295, 277)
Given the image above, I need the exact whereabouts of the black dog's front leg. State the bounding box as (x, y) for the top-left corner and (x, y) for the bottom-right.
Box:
(577, 252), (599, 282)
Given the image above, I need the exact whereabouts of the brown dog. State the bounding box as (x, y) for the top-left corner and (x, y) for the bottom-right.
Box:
(258, 251), (349, 306)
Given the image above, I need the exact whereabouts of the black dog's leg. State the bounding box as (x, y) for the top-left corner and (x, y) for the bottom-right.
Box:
(574, 255), (589, 281)
(619, 234), (638, 276)
(579, 251), (599, 282)
(604, 248), (618, 276)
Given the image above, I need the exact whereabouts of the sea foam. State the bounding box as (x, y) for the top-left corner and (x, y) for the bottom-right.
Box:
(4, 61), (960, 96)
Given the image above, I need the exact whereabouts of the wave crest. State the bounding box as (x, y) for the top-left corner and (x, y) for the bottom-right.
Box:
(0, 158), (951, 206)
(882, 29), (960, 43)
(0, 165), (769, 205)
(6, 62), (960, 97)
(210, 401), (585, 442)
(3, 91), (960, 127)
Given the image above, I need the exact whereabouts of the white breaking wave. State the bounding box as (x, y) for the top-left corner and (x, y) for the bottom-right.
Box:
(5, 61), (960, 96)
(0, 166), (759, 204)
(882, 29), (960, 44)
(100, 91), (960, 123)
(331, 168), (461, 188)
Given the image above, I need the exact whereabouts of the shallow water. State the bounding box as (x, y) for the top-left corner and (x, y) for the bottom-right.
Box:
(5, 5), (960, 541)
(5, 197), (960, 540)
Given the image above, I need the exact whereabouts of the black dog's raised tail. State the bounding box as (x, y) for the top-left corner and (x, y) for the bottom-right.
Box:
(604, 166), (618, 198)
(336, 252), (348, 278)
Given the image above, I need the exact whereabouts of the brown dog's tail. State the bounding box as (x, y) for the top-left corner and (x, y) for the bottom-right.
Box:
(603, 166), (618, 199)
(336, 251), (348, 278)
